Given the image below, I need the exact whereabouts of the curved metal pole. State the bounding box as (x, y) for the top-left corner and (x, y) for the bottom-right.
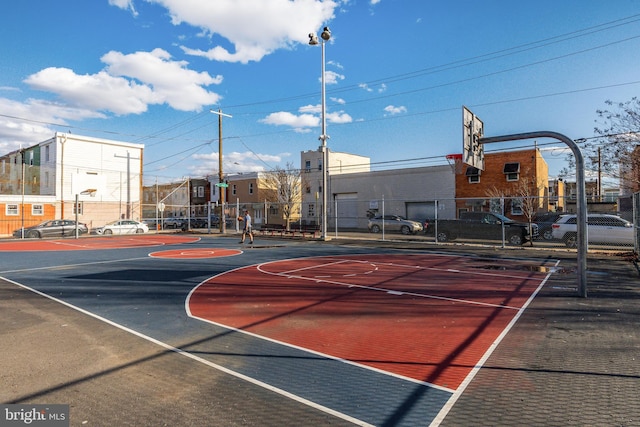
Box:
(480, 131), (587, 297)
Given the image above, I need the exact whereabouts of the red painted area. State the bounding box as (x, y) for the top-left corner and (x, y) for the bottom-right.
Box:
(189, 254), (551, 390)
(150, 248), (242, 259)
(0, 235), (200, 251)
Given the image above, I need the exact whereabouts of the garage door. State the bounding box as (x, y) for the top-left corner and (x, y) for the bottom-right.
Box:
(335, 193), (358, 229)
(406, 202), (436, 221)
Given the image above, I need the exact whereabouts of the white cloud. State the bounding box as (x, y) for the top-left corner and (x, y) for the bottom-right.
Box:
(384, 105), (407, 116)
(23, 49), (223, 114)
(147, 0), (340, 64)
(324, 70), (345, 85)
(0, 97), (104, 152)
(189, 150), (285, 176)
(327, 111), (352, 124)
(259, 111), (318, 132)
(108, 0), (138, 16)
(102, 49), (223, 111)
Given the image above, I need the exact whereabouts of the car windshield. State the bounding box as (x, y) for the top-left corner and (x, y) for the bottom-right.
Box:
(492, 213), (514, 223)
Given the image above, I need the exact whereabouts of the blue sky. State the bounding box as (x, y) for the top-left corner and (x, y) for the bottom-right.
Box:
(2, 0), (640, 185)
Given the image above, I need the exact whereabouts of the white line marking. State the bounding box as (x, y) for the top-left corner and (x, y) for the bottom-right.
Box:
(2, 275), (373, 427)
(428, 259), (560, 426)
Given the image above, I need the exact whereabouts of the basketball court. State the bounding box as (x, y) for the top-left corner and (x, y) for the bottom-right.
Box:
(0, 235), (558, 426)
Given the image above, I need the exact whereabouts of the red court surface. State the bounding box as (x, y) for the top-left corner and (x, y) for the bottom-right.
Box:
(0, 235), (200, 251)
(188, 253), (554, 391)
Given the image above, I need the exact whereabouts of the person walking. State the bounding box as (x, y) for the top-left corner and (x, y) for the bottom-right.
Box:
(239, 209), (253, 244)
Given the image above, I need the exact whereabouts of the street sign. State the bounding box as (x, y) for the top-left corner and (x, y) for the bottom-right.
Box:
(215, 183), (229, 188)
(462, 106), (485, 170)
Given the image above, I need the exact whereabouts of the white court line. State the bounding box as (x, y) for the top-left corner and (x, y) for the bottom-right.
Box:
(2, 275), (373, 427)
(428, 259), (560, 426)
(257, 260), (527, 310)
(186, 266), (455, 394)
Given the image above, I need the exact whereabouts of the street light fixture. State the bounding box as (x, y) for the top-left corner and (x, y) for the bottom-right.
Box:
(308, 26), (331, 240)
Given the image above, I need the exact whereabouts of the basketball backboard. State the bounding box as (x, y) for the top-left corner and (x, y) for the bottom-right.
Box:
(462, 106), (485, 170)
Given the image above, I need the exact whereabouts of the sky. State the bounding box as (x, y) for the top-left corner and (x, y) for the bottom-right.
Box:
(2, 0), (640, 185)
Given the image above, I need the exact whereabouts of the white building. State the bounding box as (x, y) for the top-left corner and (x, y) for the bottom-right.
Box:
(300, 149), (456, 229)
(0, 132), (144, 234)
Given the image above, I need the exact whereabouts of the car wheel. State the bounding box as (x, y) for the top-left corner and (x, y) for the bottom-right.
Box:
(370, 224), (381, 233)
(400, 225), (411, 235)
(542, 229), (554, 240)
(564, 233), (577, 248)
(507, 234), (523, 246)
(136, 228), (144, 234)
(27, 230), (40, 239)
(104, 229), (113, 235)
(436, 231), (450, 242)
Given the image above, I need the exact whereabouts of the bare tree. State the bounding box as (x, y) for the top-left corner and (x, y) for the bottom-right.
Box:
(562, 98), (640, 193)
(512, 178), (539, 246)
(261, 162), (302, 230)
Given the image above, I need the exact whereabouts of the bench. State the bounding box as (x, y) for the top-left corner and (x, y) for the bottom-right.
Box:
(258, 224), (320, 239)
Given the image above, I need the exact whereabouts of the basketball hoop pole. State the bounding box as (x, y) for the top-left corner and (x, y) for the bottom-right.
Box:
(479, 131), (588, 298)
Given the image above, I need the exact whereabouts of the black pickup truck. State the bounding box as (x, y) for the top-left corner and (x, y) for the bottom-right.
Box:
(424, 212), (538, 246)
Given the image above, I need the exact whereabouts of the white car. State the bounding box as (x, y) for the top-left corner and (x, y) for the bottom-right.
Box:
(551, 214), (635, 248)
(94, 220), (149, 235)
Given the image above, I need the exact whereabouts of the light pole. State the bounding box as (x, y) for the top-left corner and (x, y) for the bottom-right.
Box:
(210, 109), (232, 233)
(309, 26), (331, 240)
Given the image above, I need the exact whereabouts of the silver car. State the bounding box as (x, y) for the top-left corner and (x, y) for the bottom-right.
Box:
(94, 220), (149, 235)
(551, 214), (634, 247)
(367, 215), (423, 235)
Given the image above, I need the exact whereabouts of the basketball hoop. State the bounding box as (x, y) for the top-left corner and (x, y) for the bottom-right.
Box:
(446, 153), (463, 175)
(80, 188), (97, 197)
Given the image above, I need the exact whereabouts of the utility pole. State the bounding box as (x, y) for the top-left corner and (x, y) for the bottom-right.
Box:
(210, 109), (232, 233)
(114, 151), (141, 219)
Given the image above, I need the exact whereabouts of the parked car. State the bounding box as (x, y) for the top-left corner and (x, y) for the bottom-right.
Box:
(424, 212), (538, 245)
(551, 213), (635, 247)
(368, 215), (423, 235)
(163, 217), (185, 229)
(94, 220), (149, 235)
(13, 219), (88, 239)
(533, 212), (563, 240)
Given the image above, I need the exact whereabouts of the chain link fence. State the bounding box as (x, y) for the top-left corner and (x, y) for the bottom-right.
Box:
(2, 195), (637, 253)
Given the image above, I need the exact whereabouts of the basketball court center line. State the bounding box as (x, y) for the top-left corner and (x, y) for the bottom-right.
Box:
(186, 265), (455, 393)
(429, 259), (560, 426)
(2, 275), (374, 427)
(256, 263), (523, 311)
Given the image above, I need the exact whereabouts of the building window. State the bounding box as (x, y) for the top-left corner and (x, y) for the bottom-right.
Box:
(198, 186), (204, 197)
(45, 145), (50, 162)
(504, 162), (520, 181)
(29, 151), (34, 166)
(305, 186), (311, 194)
(511, 198), (523, 215)
(32, 204), (44, 215)
(465, 166), (480, 183)
(249, 183), (254, 194)
(6, 204), (19, 215)
(305, 160), (311, 173)
(232, 184), (237, 195)
(318, 159), (322, 171)
(308, 203), (315, 217)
